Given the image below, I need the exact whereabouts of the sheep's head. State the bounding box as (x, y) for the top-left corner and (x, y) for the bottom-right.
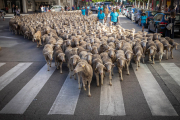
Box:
(148, 46), (157, 55)
(108, 48), (116, 59)
(164, 44), (172, 52)
(95, 62), (106, 75)
(70, 55), (80, 66)
(74, 62), (86, 73)
(117, 57), (126, 68)
(86, 53), (93, 65)
(104, 62), (115, 73)
(58, 53), (65, 62)
(173, 42), (179, 50)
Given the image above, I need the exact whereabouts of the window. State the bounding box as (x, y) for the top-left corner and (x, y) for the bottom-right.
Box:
(154, 14), (163, 21)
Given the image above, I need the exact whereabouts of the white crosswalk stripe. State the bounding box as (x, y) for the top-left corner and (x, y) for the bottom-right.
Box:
(0, 62), (179, 116)
(0, 63), (32, 91)
(132, 63), (178, 116)
(0, 63), (56, 114)
(0, 63), (6, 67)
(160, 63), (180, 87)
(100, 69), (125, 116)
(48, 73), (81, 115)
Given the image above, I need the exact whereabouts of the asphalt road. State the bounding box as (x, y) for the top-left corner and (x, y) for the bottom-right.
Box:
(0, 14), (180, 120)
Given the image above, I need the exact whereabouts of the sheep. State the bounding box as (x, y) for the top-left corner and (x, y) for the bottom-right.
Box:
(69, 55), (80, 79)
(33, 31), (42, 47)
(154, 40), (164, 62)
(101, 52), (115, 86)
(74, 61), (93, 97)
(92, 55), (105, 86)
(116, 50), (127, 81)
(146, 40), (157, 64)
(43, 44), (54, 71)
(161, 39), (172, 60)
(54, 47), (65, 73)
(133, 42), (144, 70)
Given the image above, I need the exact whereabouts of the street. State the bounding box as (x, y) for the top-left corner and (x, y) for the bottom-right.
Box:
(0, 13), (180, 120)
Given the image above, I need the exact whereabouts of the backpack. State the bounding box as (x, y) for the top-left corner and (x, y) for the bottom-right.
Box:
(166, 18), (173, 31)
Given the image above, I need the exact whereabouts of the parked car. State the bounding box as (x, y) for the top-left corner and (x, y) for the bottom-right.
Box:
(131, 8), (138, 21)
(91, 6), (98, 13)
(148, 13), (180, 36)
(134, 9), (142, 23)
(122, 5), (132, 15)
(0, 9), (6, 16)
(138, 10), (161, 27)
(127, 7), (133, 18)
(50, 5), (62, 12)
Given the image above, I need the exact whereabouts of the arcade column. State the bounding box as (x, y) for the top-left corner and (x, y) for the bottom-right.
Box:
(22, 0), (27, 13)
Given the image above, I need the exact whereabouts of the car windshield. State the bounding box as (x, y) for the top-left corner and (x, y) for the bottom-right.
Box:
(150, 11), (157, 16)
(164, 14), (180, 20)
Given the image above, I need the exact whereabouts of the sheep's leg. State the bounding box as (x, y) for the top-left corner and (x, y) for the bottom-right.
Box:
(153, 54), (155, 64)
(111, 67), (114, 76)
(109, 71), (112, 86)
(101, 73), (104, 86)
(88, 81), (91, 97)
(95, 73), (99, 86)
(74, 72), (77, 80)
(60, 62), (63, 74)
(70, 65), (73, 79)
(50, 60), (52, 67)
(78, 72), (81, 89)
(82, 80), (86, 91)
(55, 57), (57, 67)
(138, 61), (140, 67)
(166, 50), (168, 60)
(149, 54), (152, 61)
(126, 62), (130, 75)
(170, 49), (173, 59)
(142, 56), (145, 63)
(39, 40), (42, 46)
(136, 61), (138, 71)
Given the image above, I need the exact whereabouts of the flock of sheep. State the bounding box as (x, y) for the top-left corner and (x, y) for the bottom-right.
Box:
(9, 11), (179, 97)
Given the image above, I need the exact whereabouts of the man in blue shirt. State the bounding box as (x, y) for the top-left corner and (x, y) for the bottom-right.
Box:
(85, 6), (89, 16)
(97, 9), (105, 24)
(81, 7), (85, 16)
(110, 8), (119, 25)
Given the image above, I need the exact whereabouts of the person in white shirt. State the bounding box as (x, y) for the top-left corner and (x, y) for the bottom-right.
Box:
(41, 6), (44, 13)
(15, 6), (20, 16)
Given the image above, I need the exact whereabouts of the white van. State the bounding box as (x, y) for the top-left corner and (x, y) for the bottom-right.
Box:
(50, 5), (63, 12)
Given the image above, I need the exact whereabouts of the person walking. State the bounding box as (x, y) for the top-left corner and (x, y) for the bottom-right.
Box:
(0, 11), (5, 21)
(65, 6), (67, 11)
(12, 4), (16, 16)
(81, 7), (86, 16)
(110, 8), (119, 25)
(104, 6), (109, 22)
(77, 5), (80, 10)
(15, 6), (20, 16)
(155, 4), (160, 11)
(97, 9), (105, 24)
(139, 12), (147, 32)
(165, 11), (176, 39)
(85, 6), (89, 16)
(41, 6), (44, 13)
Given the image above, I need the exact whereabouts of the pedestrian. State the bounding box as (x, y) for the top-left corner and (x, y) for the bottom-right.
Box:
(165, 5), (168, 12)
(41, 6), (44, 13)
(104, 6), (109, 22)
(65, 6), (67, 11)
(77, 5), (80, 10)
(72, 5), (75, 11)
(97, 9), (105, 24)
(12, 4), (16, 16)
(85, 6), (89, 16)
(139, 12), (147, 32)
(15, 6), (20, 16)
(0, 11), (5, 21)
(44, 6), (46, 12)
(110, 8), (119, 26)
(47, 6), (49, 12)
(165, 11), (176, 39)
(109, 5), (111, 13)
(155, 4), (160, 11)
(81, 7), (85, 16)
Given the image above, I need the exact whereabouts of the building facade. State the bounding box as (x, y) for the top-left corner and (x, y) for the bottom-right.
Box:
(0, 0), (75, 13)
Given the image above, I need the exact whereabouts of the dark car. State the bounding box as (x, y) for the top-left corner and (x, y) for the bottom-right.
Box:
(148, 13), (180, 36)
(91, 6), (98, 13)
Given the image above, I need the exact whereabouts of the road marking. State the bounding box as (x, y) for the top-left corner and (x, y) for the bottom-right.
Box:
(48, 73), (81, 115)
(100, 69), (126, 116)
(0, 63), (56, 114)
(160, 63), (180, 87)
(0, 63), (6, 67)
(0, 36), (17, 39)
(0, 63), (32, 91)
(132, 63), (178, 116)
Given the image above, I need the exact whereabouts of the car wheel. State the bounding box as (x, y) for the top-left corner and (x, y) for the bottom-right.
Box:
(148, 25), (151, 32)
(156, 28), (158, 33)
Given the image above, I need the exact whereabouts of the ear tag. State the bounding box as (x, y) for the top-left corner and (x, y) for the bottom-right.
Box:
(82, 65), (85, 67)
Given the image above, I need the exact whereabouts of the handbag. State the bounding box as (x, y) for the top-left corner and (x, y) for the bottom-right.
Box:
(166, 18), (173, 31)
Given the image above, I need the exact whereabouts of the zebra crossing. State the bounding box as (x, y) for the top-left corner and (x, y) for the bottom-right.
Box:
(0, 62), (180, 116)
